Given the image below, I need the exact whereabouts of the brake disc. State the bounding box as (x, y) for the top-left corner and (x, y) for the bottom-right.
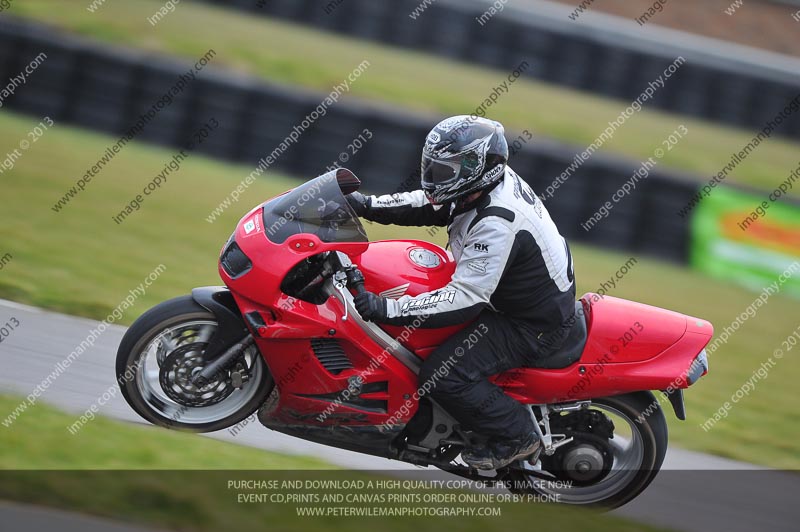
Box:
(158, 343), (234, 407)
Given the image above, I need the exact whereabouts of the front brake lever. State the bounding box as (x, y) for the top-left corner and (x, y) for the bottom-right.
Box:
(332, 270), (349, 321)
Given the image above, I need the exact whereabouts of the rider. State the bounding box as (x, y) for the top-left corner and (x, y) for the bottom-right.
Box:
(346, 115), (576, 470)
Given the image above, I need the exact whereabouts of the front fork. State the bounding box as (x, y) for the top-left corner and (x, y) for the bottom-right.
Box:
(192, 335), (255, 386)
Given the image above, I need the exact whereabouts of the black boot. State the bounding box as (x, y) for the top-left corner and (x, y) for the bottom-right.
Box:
(491, 433), (541, 469)
(460, 441), (493, 470)
(462, 433), (540, 470)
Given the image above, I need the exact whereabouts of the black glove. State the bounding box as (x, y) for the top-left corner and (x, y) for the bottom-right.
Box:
(345, 191), (370, 217)
(354, 291), (388, 322)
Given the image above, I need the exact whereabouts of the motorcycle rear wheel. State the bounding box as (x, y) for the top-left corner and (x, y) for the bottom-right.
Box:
(507, 391), (668, 509)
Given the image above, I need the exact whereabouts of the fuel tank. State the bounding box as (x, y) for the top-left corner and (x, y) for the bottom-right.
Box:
(353, 239), (466, 356)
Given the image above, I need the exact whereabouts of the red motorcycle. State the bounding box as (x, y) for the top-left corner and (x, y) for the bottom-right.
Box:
(117, 169), (712, 508)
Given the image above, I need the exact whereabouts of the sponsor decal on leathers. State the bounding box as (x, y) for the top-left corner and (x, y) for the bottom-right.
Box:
(400, 290), (456, 312)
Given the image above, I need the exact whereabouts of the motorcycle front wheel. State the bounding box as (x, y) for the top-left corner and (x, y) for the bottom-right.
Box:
(116, 295), (273, 432)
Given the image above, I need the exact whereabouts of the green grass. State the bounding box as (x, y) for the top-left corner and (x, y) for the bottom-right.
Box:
(0, 395), (670, 532)
(0, 395), (330, 469)
(6, 0), (800, 196)
(0, 110), (798, 469)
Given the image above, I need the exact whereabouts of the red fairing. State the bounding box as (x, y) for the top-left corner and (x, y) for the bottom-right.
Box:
(221, 206), (420, 427)
(581, 295), (688, 364)
(494, 295), (713, 404)
(219, 185), (712, 429)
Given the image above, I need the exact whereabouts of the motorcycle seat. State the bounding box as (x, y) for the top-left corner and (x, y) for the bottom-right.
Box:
(527, 301), (587, 369)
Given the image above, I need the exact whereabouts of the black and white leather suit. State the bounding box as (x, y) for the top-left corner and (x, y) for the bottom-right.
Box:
(362, 167), (577, 440)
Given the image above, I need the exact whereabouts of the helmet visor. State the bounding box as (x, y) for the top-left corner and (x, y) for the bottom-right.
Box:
(422, 154), (477, 188)
(421, 154), (466, 188)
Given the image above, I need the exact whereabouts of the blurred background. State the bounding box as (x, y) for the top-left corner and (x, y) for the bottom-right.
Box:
(0, 0), (798, 530)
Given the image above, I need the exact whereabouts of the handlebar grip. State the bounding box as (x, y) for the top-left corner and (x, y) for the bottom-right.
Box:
(352, 280), (367, 295)
(347, 268), (367, 295)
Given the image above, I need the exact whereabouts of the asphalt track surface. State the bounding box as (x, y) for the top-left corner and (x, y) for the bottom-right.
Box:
(0, 299), (797, 532)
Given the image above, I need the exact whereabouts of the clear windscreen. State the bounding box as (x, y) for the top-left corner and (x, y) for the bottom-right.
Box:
(262, 170), (368, 244)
